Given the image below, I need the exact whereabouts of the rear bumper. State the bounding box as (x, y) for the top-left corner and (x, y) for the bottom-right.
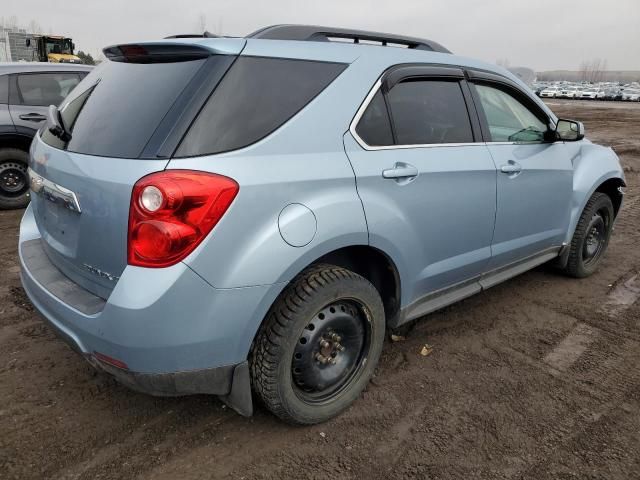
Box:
(19, 204), (284, 414)
(91, 356), (234, 396)
(21, 273), (252, 413)
(25, 301), (237, 397)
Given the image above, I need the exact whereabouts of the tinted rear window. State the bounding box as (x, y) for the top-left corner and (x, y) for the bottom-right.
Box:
(42, 58), (207, 158)
(355, 90), (393, 146)
(176, 57), (346, 157)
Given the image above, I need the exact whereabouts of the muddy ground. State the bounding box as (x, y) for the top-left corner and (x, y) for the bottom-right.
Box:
(1, 100), (639, 480)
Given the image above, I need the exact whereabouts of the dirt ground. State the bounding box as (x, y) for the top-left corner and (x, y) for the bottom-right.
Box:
(1, 100), (639, 480)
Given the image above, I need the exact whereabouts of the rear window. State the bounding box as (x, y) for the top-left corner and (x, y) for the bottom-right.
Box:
(175, 57), (347, 157)
(42, 58), (208, 158)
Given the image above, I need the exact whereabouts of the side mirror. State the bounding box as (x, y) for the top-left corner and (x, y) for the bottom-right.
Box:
(25, 38), (31, 47)
(555, 119), (585, 141)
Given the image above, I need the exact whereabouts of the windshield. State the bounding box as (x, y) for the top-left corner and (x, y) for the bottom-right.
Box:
(45, 38), (73, 55)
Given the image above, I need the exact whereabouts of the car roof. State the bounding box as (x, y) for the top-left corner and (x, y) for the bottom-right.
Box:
(111, 27), (558, 122)
(151, 36), (523, 85)
(0, 62), (94, 75)
(246, 24), (451, 54)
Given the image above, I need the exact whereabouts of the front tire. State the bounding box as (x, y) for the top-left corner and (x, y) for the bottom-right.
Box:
(564, 192), (614, 278)
(250, 264), (385, 424)
(0, 148), (30, 210)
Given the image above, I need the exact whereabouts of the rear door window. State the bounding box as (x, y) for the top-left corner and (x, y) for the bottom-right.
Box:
(176, 57), (347, 157)
(386, 80), (474, 145)
(14, 72), (82, 106)
(355, 90), (394, 146)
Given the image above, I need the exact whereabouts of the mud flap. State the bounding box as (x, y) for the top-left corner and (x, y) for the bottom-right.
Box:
(220, 361), (253, 417)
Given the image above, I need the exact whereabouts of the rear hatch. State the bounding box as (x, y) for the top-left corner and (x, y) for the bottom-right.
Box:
(29, 39), (245, 299)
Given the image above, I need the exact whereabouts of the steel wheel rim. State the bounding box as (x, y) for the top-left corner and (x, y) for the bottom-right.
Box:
(582, 209), (608, 265)
(0, 161), (28, 197)
(291, 300), (371, 404)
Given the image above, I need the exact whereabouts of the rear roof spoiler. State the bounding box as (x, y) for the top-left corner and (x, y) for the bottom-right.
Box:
(103, 43), (211, 63)
(247, 24), (451, 54)
(164, 32), (221, 39)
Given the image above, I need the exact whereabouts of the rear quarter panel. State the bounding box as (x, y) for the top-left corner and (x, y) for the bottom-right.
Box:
(168, 43), (370, 288)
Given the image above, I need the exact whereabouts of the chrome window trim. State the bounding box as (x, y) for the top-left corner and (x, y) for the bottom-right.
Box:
(349, 76), (557, 151)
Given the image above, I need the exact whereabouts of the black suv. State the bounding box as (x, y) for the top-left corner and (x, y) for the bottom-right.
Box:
(0, 62), (92, 209)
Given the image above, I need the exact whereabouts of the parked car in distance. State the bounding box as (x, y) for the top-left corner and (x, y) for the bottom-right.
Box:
(604, 87), (623, 101)
(557, 86), (580, 99)
(0, 62), (92, 209)
(580, 87), (606, 100)
(531, 83), (548, 96)
(19, 25), (625, 424)
(540, 86), (559, 98)
(622, 89), (640, 101)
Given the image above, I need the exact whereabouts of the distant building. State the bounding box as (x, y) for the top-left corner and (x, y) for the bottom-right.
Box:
(0, 26), (36, 62)
(507, 67), (536, 86)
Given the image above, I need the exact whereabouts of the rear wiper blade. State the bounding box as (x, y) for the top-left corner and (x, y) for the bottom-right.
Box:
(46, 105), (72, 142)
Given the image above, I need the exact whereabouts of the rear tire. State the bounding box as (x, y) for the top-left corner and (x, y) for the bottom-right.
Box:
(0, 148), (30, 210)
(563, 192), (614, 278)
(250, 264), (385, 424)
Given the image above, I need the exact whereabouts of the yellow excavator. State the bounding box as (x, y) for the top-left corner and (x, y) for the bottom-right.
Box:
(26, 35), (82, 63)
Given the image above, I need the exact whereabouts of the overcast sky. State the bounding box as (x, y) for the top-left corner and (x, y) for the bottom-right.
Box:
(3, 0), (639, 71)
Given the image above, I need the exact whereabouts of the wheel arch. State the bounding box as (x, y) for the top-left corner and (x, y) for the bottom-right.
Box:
(595, 177), (625, 218)
(559, 171), (625, 268)
(312, 245), (402, 324)
(0, 133), (34, 154)
(247, 244), (402, 356)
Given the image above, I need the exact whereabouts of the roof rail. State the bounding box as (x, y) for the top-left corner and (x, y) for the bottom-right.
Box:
(246, 25), (451, 54)
(164, 32), (220, 39)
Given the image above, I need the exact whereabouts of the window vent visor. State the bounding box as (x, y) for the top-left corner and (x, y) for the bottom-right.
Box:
(103, 43), (211, 63)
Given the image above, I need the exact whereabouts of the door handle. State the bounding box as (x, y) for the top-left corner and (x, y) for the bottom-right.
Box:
(382, 163), (419, 180)
(500, 161), (522, 174)
(19, 113), (47, 122)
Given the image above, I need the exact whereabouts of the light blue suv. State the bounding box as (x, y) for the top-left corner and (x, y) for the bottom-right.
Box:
(19, 25), (625, 424)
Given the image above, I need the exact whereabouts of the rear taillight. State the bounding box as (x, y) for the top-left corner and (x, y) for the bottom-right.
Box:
(128, 170), (238, 268)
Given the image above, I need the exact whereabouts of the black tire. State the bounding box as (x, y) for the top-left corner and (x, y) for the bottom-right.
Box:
(250, 264), (385, 424)
(0, 148), (30, 210)
(564, 192), (614, 278)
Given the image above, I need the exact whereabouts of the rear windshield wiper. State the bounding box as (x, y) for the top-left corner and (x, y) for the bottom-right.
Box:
(46, 105), (72, 142)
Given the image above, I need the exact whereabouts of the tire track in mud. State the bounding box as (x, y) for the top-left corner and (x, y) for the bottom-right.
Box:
(600, 272), (640, 318)
(543, 323), (595, 371)
(54, 407), (237, 480)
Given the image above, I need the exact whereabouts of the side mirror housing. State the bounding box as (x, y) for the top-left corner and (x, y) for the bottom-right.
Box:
(555, 119), (585, 141)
